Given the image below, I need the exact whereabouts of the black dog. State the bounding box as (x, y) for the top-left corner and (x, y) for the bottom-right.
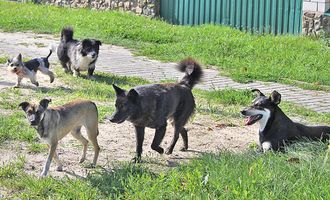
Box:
(241, 89), (330, 152)
(57, 27), (101, 79)
(110, 57), (203, 162)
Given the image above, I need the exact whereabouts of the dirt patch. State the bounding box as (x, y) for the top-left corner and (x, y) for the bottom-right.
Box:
(0, 62), (259, 178)
(0, 115), (258, 178)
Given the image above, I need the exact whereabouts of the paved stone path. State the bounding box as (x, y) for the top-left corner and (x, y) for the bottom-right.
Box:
(1, 31), (330, 113)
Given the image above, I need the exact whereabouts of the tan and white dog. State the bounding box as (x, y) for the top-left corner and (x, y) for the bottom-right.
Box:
(19, 99), (100, 177)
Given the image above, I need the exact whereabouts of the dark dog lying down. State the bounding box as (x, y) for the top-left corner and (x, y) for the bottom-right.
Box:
(241, 89), (330, 152)
(109, 57), (203, 162)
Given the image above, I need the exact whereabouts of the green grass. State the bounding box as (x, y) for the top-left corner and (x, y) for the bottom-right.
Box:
(0, 2), (329, 90)
(1, 142), (329, 199)
(0, 64), (330, 197)
(195, 89), (330, 125)
(0, 113), (36, 143)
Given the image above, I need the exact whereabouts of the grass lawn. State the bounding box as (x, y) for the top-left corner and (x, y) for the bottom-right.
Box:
(1, 140), (329, 199)
(0, 62), (329, 198)
(0, 2), (330, 90)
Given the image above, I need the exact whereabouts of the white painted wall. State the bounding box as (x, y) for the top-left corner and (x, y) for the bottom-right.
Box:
(304, 0), (330, 12)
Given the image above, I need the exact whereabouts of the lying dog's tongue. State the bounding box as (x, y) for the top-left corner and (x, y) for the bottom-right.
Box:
(245, 115), (261, 126)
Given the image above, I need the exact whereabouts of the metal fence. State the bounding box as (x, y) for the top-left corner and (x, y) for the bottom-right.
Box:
(160, 0), (303, 35)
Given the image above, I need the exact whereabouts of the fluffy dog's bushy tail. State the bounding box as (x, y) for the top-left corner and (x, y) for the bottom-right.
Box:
(61, 27), (74, 42)
(177, 57), (203, 89)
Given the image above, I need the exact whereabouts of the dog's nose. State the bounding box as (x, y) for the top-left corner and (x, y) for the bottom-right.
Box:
(240, 110), (246, 115)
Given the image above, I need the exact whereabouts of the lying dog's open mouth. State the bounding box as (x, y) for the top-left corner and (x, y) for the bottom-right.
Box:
(245, 114), (262, 125)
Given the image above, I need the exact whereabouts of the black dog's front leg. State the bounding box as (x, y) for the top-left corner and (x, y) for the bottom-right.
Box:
(151, 125), (167, 154)
(132, 126), (145, 163)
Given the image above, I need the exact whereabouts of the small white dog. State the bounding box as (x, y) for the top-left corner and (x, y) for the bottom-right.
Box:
(6, 52), (55, 88)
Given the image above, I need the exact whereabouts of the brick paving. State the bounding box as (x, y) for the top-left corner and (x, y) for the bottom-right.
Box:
(0, 31), (330, 113)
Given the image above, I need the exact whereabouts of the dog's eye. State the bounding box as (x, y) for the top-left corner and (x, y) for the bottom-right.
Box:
(10, 64), (13, 67)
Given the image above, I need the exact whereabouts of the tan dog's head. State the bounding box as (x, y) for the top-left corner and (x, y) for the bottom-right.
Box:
(19, 99), (51, 126)
(6, 53), (24, 74)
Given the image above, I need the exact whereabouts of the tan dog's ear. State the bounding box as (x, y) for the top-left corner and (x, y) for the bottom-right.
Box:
(251, 89), (265, 97)
(19, 102), (30, 112)
(270, 91), (281, 105)
(39, 99), (51, 109)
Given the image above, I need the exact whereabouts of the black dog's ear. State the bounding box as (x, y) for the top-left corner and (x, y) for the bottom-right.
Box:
(113, 84), (126, 97)
(19, 102), (30, 112)
(39, 99), (52, 109)
(251, 89), (265, 97)
(127, 89), (139, 103)
(270, 91), (281, 105)
(82, 39), (91, 48)
(95, 40), (102, 46)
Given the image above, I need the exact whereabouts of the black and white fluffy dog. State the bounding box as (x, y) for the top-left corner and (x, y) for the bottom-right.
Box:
(57, 27), (102, 79)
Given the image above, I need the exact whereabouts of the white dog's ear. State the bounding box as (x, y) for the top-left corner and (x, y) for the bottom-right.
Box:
(270, 91), (281, 105)
(16, 53), (22, 62)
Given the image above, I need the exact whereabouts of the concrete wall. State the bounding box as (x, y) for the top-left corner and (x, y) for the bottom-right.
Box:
(303, 0), (330, 35)
(303, 0), (330, 12)
(41, 0), (159, 17)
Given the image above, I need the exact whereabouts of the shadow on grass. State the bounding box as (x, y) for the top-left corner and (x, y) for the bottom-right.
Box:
(33, 85), (74, 94)
(80, 72), (149, 87)
(86, 164), (156, 197)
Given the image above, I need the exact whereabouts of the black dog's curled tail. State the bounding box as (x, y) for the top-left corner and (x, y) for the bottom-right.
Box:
(177, 57), (203, 89)
(61, 27), (74, 42)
